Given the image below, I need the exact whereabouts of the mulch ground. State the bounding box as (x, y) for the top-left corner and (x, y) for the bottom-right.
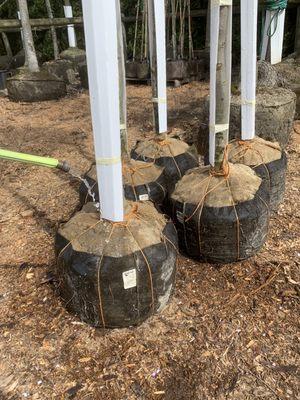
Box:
(0, 82), (299, 400)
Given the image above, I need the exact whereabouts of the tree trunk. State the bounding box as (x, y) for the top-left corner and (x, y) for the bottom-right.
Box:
(295, 6), (300, 60)
(205, 0), (210, 53)
(187, 0), (193, 60)
(144, 0), (148, 60)
(132, 0), (140, 61)
(1, 32), (12, 57)
(45, 0), (59, 59)
(18, 0), (39, 72)
(179, 0), (187, 59)
(214, 6), (232, 171)
(115, 0), (128, 159)
(171, 0), (177, 60)
(140, 1), (145, 61)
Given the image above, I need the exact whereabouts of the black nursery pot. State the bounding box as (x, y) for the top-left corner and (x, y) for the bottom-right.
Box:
(0, 70), (11, 90)
(167, 60), (189, 81)
(7, 70), (66, 102)
(55, 202), (178, 328)
(131, 137), (199, 193)
(126, 61), (138, 78)
(136, 62), (150, 80)
(79, 161), (168, 206)
(228, 137), (287, 211)
(78, 61), (89, 89)
(169, 164), (270, 264)
(253, 152), (287, 211)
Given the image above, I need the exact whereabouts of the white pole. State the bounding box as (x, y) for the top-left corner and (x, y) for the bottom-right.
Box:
(270, 9), (285, 65)
(241, 0), (258, 140)
(261, 9), (286, 65)
(63, 4), (77, 48)
(148, 0), (168, 134)
(82, 0), (124, 222)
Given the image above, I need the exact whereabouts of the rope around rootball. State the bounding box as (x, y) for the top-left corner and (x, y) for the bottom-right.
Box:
(175, 147), (270, 261)
(57, 203), (178, 328)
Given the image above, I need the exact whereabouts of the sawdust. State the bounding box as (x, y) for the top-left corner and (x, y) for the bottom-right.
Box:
(171, 163), (262, 207)
(0, 83), (299, 400)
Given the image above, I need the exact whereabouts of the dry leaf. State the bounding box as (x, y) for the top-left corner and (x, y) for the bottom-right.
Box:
(79, 357), (92, 363)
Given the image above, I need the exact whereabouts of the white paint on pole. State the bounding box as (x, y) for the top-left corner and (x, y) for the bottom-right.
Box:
(154, 0), (167, 133)
(82, 0), (124, 222)
(209, 2), (220, 165)
(148, 0), (167, 134)
(260, 9), (286, 65)
(241, 0), (258, 140)
(64, 5), (77, 48)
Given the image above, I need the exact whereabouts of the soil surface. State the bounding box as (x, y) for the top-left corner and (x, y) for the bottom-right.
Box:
(0, 82), (299, 400)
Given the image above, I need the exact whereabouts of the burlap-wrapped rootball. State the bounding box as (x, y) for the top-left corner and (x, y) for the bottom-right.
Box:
(79, 160), (168, 206)
(228, 137), (287, 211)
(131, 136), (199, 192)
(169, 163), (270, 263)
(55, 201), (178, 328)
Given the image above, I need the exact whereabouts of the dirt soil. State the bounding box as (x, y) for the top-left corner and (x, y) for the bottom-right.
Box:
(0, 82), (299, 400)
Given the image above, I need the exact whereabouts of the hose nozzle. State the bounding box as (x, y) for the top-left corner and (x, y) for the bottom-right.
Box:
(57, 160), (70, 172)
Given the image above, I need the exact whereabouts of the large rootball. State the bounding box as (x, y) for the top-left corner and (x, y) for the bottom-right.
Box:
(79, 160), (168, 206)
(7, 70), (66, 102)
(169, 164), (270, 263)
(131, 136), (199, 192)
(228, 137), (287, 211)
(55, 202), (178, 328)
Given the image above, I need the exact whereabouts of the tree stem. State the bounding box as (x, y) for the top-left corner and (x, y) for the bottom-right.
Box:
(1, 32), (12, 57)
(18, 0), (39, 73)
(45, 0), (59, 60)
(214, 6), (232, 171)
(116, 0), (129, 160)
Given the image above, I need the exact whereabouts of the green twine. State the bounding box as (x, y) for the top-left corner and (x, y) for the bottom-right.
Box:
(265, 0), (288, 37)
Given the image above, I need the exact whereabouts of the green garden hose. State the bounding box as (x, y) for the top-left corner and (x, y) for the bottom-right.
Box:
(0, 148), (70, 172)
(265, 0), (288, 37)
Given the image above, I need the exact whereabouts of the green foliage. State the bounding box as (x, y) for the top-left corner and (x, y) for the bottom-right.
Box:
(0, 0), (81, 58)
(0, 0), (297, 61)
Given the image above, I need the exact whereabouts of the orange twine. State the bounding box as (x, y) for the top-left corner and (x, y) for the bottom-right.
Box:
(57, 202), (161, 328)
(229, 139), (272, 190)
(180, 147), (242, 261)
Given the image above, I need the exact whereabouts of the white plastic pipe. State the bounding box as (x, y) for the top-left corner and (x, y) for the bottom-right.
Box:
(148, 0), (168, 134)
(241, 0), (258, 140)
(270, 9), (285, 64)
(261, 9), (286, 64)
(64, 5), (77, 48)
(82, 0), (124, 222)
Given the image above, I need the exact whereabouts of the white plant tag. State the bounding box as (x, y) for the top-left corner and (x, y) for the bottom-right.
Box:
(139, 194), (149, 201)
(176, 211), (184, 224)
(122, 269), (137, 289)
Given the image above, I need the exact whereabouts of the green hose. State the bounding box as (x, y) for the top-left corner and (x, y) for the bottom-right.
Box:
(0, 148), (70, 172)
(265, 0), (288, 37)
